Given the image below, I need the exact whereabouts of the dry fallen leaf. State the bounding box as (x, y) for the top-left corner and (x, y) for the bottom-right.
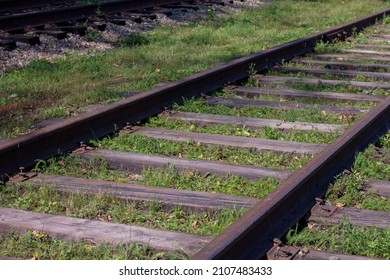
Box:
(192, 220), (200, 229)
(336, 202), (345, 208)
(307, 222), (316, 229)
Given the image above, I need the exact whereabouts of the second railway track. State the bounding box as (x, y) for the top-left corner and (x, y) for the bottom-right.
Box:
(0, 7), (389, 260)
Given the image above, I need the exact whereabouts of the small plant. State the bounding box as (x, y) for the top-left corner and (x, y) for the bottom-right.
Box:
(314, 40), (341, 54)
(84, 29), (102, 42)
(383, 15), (390, 24)
(39, 106), (69, 118)
(115, 32), (150, 48)
(246, 63), (260, 87)
(207, 6), (216, 22)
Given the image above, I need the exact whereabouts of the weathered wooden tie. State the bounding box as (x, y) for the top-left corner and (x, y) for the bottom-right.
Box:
(297, 59), (390, 72)
(348, 43), (390, 50)
(254, 75), (390, 90)
(266, 239), (378, 260)
(309, 201), (390, 228)
(310, 53), (390, 63)
(163, 110), (345, 132)
(76, 148), (292, 181)
(365, 179), (390, 198)
(277, 66), (390, 81)
(0, 207), (212, 255)
(227, 85), (385, 103)
(343, 49), (390, 56)
(133, 127), (326, 154)
(206, 96), (367, 115)
(10, 174), (260, 210)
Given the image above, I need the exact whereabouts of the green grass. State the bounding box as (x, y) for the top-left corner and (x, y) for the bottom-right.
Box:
(1, 0), (389, 138)
(142, 165), (279, 199)
(174, 97), (358, 125)
(146, 116), (341, 144)
(34, 155), (279, 198)
(285, 222), (390, 259)
(92, 133), (311, 170)
(326, 143), (390, 211)
(0, 231), (186, 260)
(0, 183), (244, 236)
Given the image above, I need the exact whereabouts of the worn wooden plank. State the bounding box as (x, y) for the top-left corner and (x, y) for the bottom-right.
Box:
(0, 207), (212, 255)
(33, 30), (67, 39)
(292, 249), (378, 260)
(134, 127), (326, 155)
(0, 39), (16, 50)
(278, 66), (390, 81)
(0, 35), (40, 45)
(349, 43), (390, 50)
(206, 96), (366, 115)
(310, 207), (390, 228)
(297, 59), (390, 72)
(310, 53), (390, 63)
(343, 49), (390, 56)
(254, 75), (390, 90)
(18, 174), (260, 210)
(0, 256), (20, 260)
(356, 38), (390, 44)
(365, 179), (390, 197)
(77, 149), (292, 181)
(228, 86), (385, 103)
(364, 33), (390, 39)
(164, 111), (345, 132)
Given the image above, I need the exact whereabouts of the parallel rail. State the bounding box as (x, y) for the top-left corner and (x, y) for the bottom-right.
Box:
(0, 8), (390, 260)
(0, 0), (186, 32)
(2, 8), (390, 178)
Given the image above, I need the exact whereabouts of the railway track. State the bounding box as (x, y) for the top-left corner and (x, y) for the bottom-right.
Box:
(0, 8), (389, 260)
(0, 0), (256, 51)
(0, 0), (194, 50)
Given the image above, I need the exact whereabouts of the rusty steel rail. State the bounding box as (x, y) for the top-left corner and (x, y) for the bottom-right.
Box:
(1, 7), (390, 180)
(0, 0), (77, 13)
(0, 0), (185, 32)
(192, 97), (390, 259)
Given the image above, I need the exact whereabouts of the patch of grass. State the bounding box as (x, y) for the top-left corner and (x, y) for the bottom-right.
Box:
(0, 183), (244, 236)
(314, 41), (343, 54)
(326, 172), (390, 212)
(285, 222), (390, 259)
(0, 231), (185, 260)
(115, 32), (151, 48)
(352, 145), (390, 181)
(34, 155), (131, 183)
(146, 116), (341, 144)
(92, 133), (311, 170)
(34, 155), (279, 198)
(174, 98), (357, 125)
(379, 132), (390, 149)
(84, 28), (102, 42)
(326, 143), (390, 211)
(38, 106), (70, 119)
(142, 165), (279, 199)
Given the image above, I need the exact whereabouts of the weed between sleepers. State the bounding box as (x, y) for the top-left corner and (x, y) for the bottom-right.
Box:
(91, 133), (312, 170)
(146, 116), (341, 144)
(34, 155), (280, 199)
(173, 98), (359, 125)
(285, 222), (390, 259)
(0, 230), (187, 260)
(0, 183), (246, 237)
